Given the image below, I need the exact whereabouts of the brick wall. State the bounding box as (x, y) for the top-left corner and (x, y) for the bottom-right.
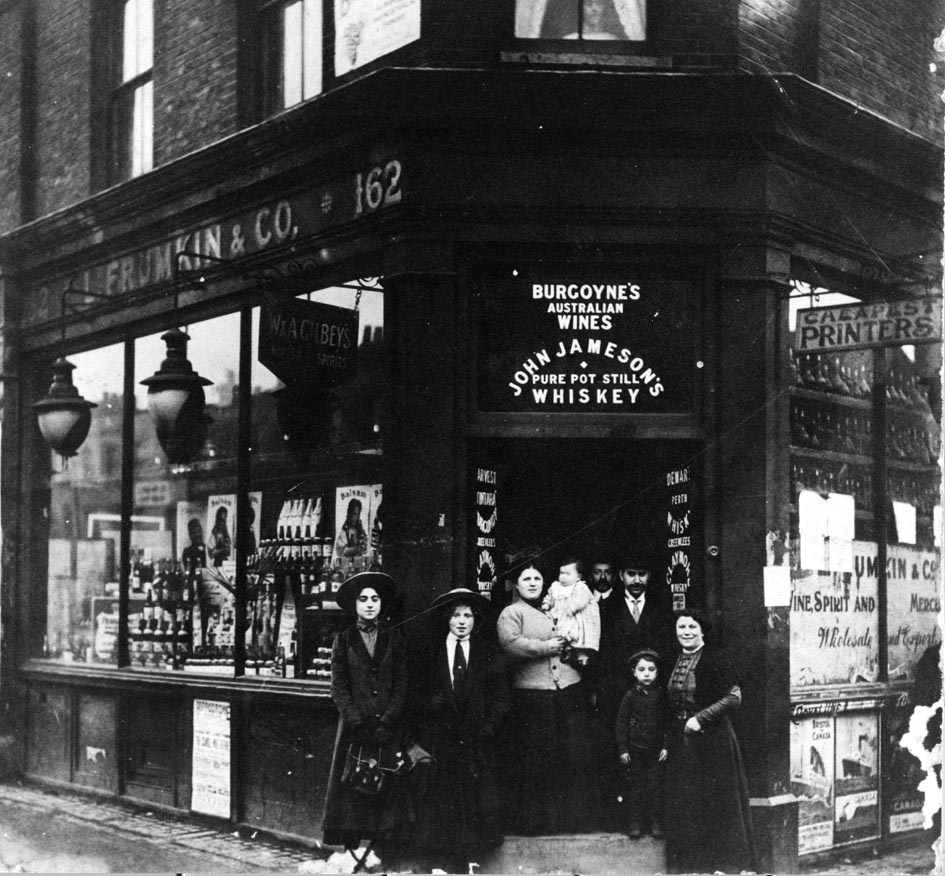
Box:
(738, 0), (945, 142)
(32, 0), (92, 218)
(153, 0), (240, 167)
(818, 0), (944, 141)
(0, 4), (24, 234)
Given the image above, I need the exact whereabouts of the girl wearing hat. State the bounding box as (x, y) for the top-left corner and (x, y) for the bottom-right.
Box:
(322, 572), (410, 854)
(410, 588), (510, 871)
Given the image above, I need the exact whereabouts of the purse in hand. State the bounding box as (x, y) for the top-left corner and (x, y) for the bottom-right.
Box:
(341, 745), (387, 796)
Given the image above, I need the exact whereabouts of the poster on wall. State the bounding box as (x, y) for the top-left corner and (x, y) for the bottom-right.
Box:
(477, 268), (696, 413)
(334, 0), (420, 77)
(206, 495), (235, 568)
(334, 485), (373, 566)
(177, 500), (207, 569)
(192, 699), (231, 819)
(884, 707), (927, 835)
(789, 563), (879, 687)
(798, 490), (854, 573)
(368, 484), (383, 566)
(862, 544), (941, 681)
(791, 716), (835, 855)
(472, 466), (500, 598)
(833, 713), (880, 845)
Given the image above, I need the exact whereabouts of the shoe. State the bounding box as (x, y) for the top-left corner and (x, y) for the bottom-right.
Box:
(628, 823), (642, 839)
(650, 821), (663, 838)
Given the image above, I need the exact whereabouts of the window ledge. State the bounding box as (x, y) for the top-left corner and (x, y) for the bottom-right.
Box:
(500, 50), (670, 67)
(19, 659), (333, 700)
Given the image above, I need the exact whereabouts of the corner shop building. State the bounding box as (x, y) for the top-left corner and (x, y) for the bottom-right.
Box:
(0, 3), (942, 872)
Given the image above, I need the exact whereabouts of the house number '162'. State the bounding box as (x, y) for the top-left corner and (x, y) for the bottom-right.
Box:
(355, 160), (403, 215)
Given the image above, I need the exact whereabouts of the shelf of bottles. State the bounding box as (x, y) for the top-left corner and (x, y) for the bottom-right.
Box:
(125, 553), (206, 670)
(789, 348), (940, 540)
(245, 495), (382, 680)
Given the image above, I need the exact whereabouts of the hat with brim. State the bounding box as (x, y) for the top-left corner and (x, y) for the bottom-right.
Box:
(336, 571), (398, 615)
(430, 587), (490, 613)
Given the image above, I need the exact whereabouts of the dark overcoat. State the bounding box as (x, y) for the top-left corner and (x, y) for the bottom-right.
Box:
(597, 590), (675, 724)
(322, 624), (410, 846)
(663, 647), (756, 874)
(411, 637), (510, 852)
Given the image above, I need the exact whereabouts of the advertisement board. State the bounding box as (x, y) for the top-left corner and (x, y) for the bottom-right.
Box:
(791, 716), (835, 855)
(192, 699), (231, 818)
(477, 268), (696, 413)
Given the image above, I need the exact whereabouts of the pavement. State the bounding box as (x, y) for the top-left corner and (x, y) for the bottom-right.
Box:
(0, 777), (939, 875)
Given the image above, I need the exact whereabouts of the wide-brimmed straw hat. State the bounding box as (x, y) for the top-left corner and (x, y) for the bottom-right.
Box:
(336, 571), (398, 615)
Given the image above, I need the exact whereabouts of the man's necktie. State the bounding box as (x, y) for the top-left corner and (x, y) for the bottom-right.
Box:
(631, 599), (641, 623)
(453, 640), (467, 696)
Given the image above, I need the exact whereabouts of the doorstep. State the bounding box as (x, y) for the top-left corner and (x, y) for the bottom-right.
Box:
(477, 832), (665, 875)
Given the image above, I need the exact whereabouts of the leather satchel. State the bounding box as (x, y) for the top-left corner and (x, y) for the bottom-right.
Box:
(341, 745), (387, 796)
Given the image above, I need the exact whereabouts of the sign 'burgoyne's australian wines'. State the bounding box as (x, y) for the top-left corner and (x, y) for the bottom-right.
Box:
(478, 270), (695, 413)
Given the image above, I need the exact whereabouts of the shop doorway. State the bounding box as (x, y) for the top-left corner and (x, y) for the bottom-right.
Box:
(471, 437), (701, 609)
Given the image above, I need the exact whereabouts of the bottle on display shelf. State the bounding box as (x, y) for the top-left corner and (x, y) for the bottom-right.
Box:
(289, 635), (298, 679)
(273, 645), (287, 678)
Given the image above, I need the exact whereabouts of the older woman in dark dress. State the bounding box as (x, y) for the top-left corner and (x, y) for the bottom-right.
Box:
(410, 587), (510, 872)
(663, 608), (756, 874)
(322, 572), (410, 854)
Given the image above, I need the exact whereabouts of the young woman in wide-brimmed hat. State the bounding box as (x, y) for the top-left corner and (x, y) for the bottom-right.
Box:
(321, 571), (411, 855)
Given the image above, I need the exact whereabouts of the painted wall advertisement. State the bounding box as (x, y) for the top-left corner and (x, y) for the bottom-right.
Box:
(477, 269), (695, 413)
(334, 0), (420, 76)
(192, 699), (231, 818)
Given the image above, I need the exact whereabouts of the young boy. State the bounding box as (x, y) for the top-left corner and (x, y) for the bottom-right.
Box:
(542, 556), (600, 667)
(615, 648), (668, 838)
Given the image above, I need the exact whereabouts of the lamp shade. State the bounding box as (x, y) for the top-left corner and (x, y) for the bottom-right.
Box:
(33, 357), (98, 458)
(140, 328), (212, 464)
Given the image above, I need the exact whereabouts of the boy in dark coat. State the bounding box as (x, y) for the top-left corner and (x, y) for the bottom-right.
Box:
(615, 648), (668, 838)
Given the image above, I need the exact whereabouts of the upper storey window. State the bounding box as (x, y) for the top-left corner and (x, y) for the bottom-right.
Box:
(111, 0), (153, 180)
(262, 0), (323, 112)
(515, 0), (645, 41)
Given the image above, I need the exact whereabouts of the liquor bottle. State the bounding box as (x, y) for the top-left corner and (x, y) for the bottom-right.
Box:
(131, 552), (142, 593)
(828, 356), (849, 395)
(273, 645), (286, 678)
(289, 632), (299, 679)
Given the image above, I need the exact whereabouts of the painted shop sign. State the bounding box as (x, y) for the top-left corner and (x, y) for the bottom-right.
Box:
(793, 297), (942, 353)
(790, 542), (941, 688)
(258, 298), (359, 387)
(663, 465), (694, 610)
(22, 158), (404, 327)
(477, 269), (696, 413)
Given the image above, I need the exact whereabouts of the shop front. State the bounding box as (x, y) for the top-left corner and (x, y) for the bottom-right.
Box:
(1, 71), (940, 872)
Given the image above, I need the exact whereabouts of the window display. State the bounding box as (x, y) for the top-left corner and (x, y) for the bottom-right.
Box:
(42, 344), (125, 664)
(248, 283), (385, 680)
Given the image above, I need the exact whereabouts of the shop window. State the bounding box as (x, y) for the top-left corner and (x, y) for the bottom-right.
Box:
(515, 0), (646, 41)
(110, 0), (153, 181)
(261, 0), (323, 114)
(128, 314), (241, 673)
(247, 282), (386, 680)
(40, 345), (125, 665)
(32, 281), (386, 682)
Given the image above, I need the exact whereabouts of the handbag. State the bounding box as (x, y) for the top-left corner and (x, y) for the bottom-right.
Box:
(341, 745), (387, 796)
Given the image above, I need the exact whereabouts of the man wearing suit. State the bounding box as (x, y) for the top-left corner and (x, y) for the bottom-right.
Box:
(593, 551), (674, 827)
